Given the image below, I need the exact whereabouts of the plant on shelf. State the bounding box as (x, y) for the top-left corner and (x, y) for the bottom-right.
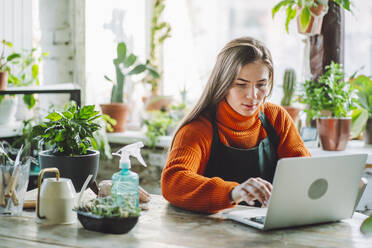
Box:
(280, 68), (301, 123)
(101, 41), (158, 132)
(7, 48), (48, 109)
(32, 102), (103, 191)
(272, 0), (351, 35)
(349, 74), (372, 144)
(0, 40), (20, 90)
(299, 61), (358, 151)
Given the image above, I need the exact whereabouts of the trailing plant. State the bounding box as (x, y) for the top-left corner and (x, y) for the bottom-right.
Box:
(281, 68), (297, 106)
(105, 42), (158, 103)
(142, 0), (171, 95)
(272, 0), (351, 34)
(299, 61), (357, 119)
(32, 102), (102, 156)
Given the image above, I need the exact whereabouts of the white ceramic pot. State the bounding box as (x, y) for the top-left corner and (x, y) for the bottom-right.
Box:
(0, 96), (17, 125)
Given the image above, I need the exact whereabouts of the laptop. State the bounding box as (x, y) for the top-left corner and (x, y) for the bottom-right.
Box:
(222, 154), (368, 231)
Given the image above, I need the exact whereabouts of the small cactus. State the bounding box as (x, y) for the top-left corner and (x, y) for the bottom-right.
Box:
(281, 68), (297, 106)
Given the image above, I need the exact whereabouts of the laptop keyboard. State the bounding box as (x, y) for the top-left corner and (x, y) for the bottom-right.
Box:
(249, 216), (266, 224)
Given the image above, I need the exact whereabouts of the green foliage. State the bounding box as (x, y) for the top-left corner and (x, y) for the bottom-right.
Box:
(144, 103), (186, 149)
(0, 40), (21, 72)
(78, 194), (140, 218)
(281, 68), (297, 106)
(143, 0), (171, 94)
(144, 110), (173, 150)
(272, 0), (351, 34)
(3, 46), (48, 108)
(350, 75), (372, 118)
(299, 61), (357, 119)
(106, 42), (157, 103)
(351, 108), (368, 139)
(361, 215), (372, 235)
(32, 102), (102, 156)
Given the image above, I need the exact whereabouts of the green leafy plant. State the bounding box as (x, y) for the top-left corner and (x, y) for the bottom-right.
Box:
(272, 0), (351, 34)
(32, 102), (102, 156)
(78, 194), (140, 218)
(142, 0), (170, 95)
(8, 48), (48, 109)
(281, 68), (297, 106)
(0, 40), (21, 72)
(105, 42), (158, 103)
(350, 75), (372, 118)
(300, 61), (357, 119)
(144, 110), (173, 150)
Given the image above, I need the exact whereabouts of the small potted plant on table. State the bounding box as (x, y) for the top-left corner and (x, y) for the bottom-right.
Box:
(33, 102), (102, 192)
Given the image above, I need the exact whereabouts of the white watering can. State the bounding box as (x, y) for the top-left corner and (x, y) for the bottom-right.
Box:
(37, 168), (76, 224)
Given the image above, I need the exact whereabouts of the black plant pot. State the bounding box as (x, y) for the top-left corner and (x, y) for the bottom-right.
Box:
(38, 150), (99, 192)
(365, 118), (372, 145)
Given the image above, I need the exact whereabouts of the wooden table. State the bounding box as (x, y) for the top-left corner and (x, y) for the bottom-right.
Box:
(0, 194), (372, 248)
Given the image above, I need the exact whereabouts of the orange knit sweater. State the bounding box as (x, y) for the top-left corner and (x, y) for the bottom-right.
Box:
(161, 100), (310, 213)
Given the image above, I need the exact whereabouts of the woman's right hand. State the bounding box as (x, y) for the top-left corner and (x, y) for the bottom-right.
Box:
(230, 177), (272, 207)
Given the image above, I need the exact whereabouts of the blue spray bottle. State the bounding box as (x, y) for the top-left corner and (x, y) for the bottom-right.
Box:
(111, 141), (147, 208)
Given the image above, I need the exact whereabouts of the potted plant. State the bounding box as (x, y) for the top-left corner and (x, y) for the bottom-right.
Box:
(272, 0), (351, 35)
(142, 0), (172, 111)
(280, 68), (301, 123)
(300, 61), (357, 151)
(349, 74), (372, 144)
(32, 102), (102, 192)
(0, 40), (20, 90)
(101, 42), (158, 132)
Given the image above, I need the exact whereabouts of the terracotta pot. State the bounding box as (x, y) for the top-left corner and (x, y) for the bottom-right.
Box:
(283, 106), (301, 123)
(297, 3), (327, 35)
(100, 103), (130, 133)
(145, 95), (173, 111)
(0, 71), (8, 90)
(364, 118), (372, 145)
(316, 117), (351, 151)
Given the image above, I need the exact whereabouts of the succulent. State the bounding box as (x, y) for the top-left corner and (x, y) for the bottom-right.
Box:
(281, 68), (297, 106)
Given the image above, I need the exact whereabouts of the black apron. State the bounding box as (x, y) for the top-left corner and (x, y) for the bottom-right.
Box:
(204, 111), (280, 184)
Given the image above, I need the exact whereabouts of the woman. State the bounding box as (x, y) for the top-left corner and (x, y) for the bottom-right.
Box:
(161, 37), (310, 214)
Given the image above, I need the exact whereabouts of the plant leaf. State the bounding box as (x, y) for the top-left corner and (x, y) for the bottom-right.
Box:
(46, 112), (63, 122)
(124, 54), (137, 68)
(300, 7), (311, 32)
(128, 64), (147, 75)
(351, 108), (368, 139)
(117, 42), (127, 61)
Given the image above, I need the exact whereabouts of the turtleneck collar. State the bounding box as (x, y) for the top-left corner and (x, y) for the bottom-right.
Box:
(215, 99), (262, 131)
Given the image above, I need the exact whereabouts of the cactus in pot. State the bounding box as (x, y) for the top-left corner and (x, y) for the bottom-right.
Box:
(280, 68), (301, 123)
(281, 68), (296, 106)
(101, 42), (159, 132)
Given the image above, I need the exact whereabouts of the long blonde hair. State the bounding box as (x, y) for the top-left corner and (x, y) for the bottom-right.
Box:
(170, 37), (274, 148)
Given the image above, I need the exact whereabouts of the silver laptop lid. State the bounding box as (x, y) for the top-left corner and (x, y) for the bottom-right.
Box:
(264, 154), (367, 230)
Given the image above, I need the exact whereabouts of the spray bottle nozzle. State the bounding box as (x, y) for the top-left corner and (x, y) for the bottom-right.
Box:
(112, 141), (147, 169)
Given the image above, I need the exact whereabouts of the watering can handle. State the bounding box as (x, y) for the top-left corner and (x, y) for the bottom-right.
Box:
(37, 168), (60, 219)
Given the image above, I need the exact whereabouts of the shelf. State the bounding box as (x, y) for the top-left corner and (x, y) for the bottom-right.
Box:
(0, 83), (81, 106)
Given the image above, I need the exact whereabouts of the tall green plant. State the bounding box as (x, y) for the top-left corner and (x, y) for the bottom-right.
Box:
(105, 42), (158, 103)
(281, 68), (297, 106)
(143, 0), (171, 95)
(300, 61), (357, 119)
